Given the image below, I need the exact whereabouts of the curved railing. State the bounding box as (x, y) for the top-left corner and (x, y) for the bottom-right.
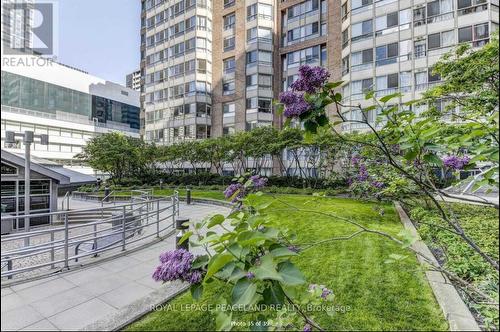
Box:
(1, 192), (179, 280)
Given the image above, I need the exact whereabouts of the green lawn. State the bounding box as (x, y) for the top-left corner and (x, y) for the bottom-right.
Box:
(126, 194), (447, 331)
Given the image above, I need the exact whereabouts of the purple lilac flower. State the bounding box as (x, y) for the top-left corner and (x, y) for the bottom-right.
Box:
(250, 175), (268, 189)
(357, 164), (369, 181)
(224, 183), (245, 202)
(351, 155), (362, 166)
(371, 181), (385, 189)
(303, 323), (312, 332)
(308, 284), (318, 291)
(279, 91), (311, 118)
(152, 249), (203, 284)
(288, 245), (301, 253)
(320, 287), (333, 299)
(246, 272), (255, 279)
(442, 155), (471, 170)
(290, 65), (330, 94)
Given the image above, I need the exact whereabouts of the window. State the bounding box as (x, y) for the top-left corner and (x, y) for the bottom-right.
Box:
(248, 3), (273, 20)
(223, 13), (235, 30)
(427, 30), (454, 50)
(342, 29), (349, 48)
(223, 36), (235, 51)
(286, 45), (321, 68)
(414, 39), (426, 57)
(459, 23), (489, 46)
(224, 0), (235, 8)
(258, 3), (273, 20)
(223, 103), (235, 115)
(247, 74), (271, 89)
(415, 71), (428, 90)
(260, 75), (272, 89)
(246, 74), (257, 87)
(376, 73), (399, 94)
(223, 57), (236, 74)
(351, 48), (373, 70)
(342, 56), (349, 75)
(246, 98), (272, 112)
(426, 0), (454, 23)
(376, 43), (398, 66)
(288, 0), (319, 20)
(246, 50), (272, 65)
(223, 79), (235, 95)
(458, 0), (488, 15)
(247, 27), (273, 43)
(223, 126), (235, 136)
(341, 2), (348, 20)
(351, 19), (372, 41)
(351, 0), (372, 10)
(351, 78), (373, 99)
(287, 22), (319, 42)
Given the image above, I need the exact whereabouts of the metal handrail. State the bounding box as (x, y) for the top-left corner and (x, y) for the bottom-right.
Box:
(61, 191), (72, 211)
(1, 193), (179, 279)
(101, 190), (115, 206)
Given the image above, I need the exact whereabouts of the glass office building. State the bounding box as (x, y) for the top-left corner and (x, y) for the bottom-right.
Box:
(1, 71), (140, 130)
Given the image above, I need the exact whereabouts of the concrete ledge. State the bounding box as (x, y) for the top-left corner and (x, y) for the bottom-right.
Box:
(394, 202), (481, 331)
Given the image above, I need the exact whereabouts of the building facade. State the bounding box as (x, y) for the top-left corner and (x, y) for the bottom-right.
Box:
(141, 0), (213, 144)
(339, 0), (499, 131)
(126, 69), (142, 91)
(140, 0), (499, 137)
(1, 55), (141, 175)
(1, 0), (34, 55)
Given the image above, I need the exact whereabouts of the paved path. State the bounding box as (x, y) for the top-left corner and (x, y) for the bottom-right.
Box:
(1, 202), (230, 331)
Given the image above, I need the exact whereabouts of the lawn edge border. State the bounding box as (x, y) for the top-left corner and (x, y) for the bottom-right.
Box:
(394, 201), (481, 332)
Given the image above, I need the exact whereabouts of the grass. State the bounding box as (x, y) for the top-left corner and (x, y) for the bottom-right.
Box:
(126, 193), (448, 331)
(408, 202), (499, 329)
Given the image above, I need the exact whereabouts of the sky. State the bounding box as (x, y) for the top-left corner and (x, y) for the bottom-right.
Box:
(56, 0), (141, 85)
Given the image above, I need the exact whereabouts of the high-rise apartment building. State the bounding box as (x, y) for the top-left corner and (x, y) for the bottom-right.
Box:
(140, 0), (499, 143)
(1, 0), (34, 54)
(339, 0), (499, 131)
(141, 0), (213, 144)
(126, 69), (142, 91)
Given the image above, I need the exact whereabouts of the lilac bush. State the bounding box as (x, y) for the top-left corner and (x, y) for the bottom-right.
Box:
(279, 65), (331, 119)
(223, 174), (269, 203)
(279, 91), (311, 118)
(442, 155), (470, 170)
(152, 249), (203, 284)
(223, 183), (245, 202)
(290, 65), (330, 94)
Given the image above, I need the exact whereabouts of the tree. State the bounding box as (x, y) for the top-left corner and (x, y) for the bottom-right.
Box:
(423, 33), (499, 188)
(77, 132), (139, 184)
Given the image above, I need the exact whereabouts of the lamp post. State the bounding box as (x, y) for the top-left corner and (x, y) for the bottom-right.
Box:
(5, 131), (49, 242)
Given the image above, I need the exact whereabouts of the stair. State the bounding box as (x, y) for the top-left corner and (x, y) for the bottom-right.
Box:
(55, 210), (115, 224)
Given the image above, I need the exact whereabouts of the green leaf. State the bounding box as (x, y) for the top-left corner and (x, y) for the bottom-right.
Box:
(190, 283), (203, 301)
(205, 253), (234, 281)
(379, 92), (402, 103)
(403, 149), (418, 161)
(251, 254), (283, 281)
(270, 247), (298, 258)
(423, 153), (443, 166)
(215, 311), (232, 331)
(324, 81), (343, 90)
(228, 267), (247, 282)
(192, 254), (209, 269)
(277, 261), (305, 285)
(177, 231), (193, 245)
(232, 278), (258, 306)
(208, 214), (226, 228)
(262, 283), (285, 305)
(364, 90), (375, 100)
